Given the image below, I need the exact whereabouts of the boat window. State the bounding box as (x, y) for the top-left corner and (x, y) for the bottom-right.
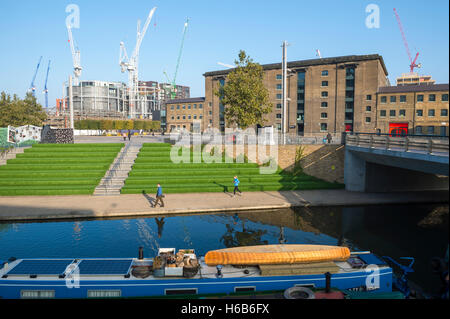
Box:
(165, 288), (198, 296)
(234, 286), (256, 293)
(21, 290), (55, 299)
(87, 290), (122, 298)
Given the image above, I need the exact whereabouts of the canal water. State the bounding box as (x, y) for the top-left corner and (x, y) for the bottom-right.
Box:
(0, 203), (448, 296)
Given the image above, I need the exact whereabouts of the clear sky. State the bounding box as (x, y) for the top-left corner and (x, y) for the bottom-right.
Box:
(0, 0), (448, 108)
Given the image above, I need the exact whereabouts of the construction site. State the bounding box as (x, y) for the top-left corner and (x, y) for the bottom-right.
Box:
(39, 7), (190, 128)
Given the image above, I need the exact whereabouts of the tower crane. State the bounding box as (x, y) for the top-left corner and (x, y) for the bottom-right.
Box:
(67, 25), (82, 85)
(119, 7), (157, 118)
(164, 18), (189, 100)
(43, 60), (51, 108)
(393, 8), (421, 73)
(29, 56), (43, 96)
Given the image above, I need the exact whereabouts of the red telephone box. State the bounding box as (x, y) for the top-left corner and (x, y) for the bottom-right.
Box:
(389, 123), (408, 137)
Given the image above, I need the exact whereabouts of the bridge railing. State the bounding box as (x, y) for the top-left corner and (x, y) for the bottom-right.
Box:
(345, 132), (449, 155)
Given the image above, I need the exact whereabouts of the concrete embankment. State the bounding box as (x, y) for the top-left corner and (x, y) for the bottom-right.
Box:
(0, 189), (447, 222)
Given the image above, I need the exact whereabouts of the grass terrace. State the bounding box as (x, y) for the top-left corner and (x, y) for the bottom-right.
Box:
(122, 143), (343, 194)
(0, 143), (124, 196)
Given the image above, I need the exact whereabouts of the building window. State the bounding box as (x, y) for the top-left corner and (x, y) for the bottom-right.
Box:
(276, 113), (282, 119)
(193, 115), (197, 119)
(428, 109), (435, 117)
(440, 126), (447, 136)
(182, 105), (186, 109)
(177, 116), (180, 120)
(170, 105), (174, 110)
(380, 110), (386, 117)
(276, 103), (282, 109)
(182, 115), (186, 120)
(380, 96), (387, 103)
(321, 102), (328, 108)
(321, 81), (328, 87)
(188, 105), (191, 109)
(442, 94), (449, 102)
(429, 94), (436, 102)
(199, 115), (203, 119)
(188, 115), (191, 119)
(416, 109), (423, 117)
(321, 70), (328, 76)
(276, 74), (282, 80)
(365, 117), (371, 123)
(208, 102), (212, 107)
(320, 123), (328, 132)
(366, 106), (371, 112)
(390, 96), (396, 103)
(321, 91), (328, 98)
(21, 290), (55, 299)
(399, 109), (406, 117)
(193, 104), (197, 109)
(276, 84), (282, 90)
(427, 126), (435, 135)
(390, 110), (396, 117)
(400, 95), (406, 103)
(176, 105), (180, 109)
(209, 111), (212, 115)
(199, 104), (203, 109)
(171, 116), (174, 120)
(320, 112), (327, 119)
(366, 95), (372, 101)
(276, 124), (281, 130)
(415, 126), (422, 134)
(276, 94), (282, 99)
(417, 94), (424, 102)
(441, 109), (448, 116)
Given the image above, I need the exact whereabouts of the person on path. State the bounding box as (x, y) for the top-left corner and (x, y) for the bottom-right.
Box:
(122, 131), (127, 141)
(128, 129), (132, 141)
(326, 133), (332, 144)
(233, 176), (242, 196)
(153, 184), (165, 207)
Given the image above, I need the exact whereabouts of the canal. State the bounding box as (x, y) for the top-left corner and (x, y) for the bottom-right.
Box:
(0, 203), (448, 296)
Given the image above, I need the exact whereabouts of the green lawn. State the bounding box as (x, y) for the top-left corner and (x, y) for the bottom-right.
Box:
(0, 143), (124, 196)
(121, 143), (343, 194)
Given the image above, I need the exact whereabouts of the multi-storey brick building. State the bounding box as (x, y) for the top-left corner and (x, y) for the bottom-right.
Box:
(165, 97), (205, 132)
(203, 54), (390, 137)
(376, 84), (449, 136)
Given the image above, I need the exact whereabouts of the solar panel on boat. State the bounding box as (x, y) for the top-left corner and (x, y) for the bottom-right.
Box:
(7, 259), (74, 275)
(76, 259), (133, 275)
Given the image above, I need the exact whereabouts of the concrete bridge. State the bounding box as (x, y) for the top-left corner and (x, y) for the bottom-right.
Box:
(344, 134), (449, 192)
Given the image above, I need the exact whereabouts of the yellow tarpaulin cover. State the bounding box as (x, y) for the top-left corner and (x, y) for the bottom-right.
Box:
(204, 244), (350, 266)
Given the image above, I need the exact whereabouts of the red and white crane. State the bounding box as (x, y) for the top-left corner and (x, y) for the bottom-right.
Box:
(393, 8), (421, 73)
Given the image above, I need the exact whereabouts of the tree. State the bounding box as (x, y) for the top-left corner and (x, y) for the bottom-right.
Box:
(0, 92), (47, 127)
(214, 50), (272, 129)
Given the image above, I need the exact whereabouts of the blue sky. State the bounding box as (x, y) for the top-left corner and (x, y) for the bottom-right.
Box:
(0, 0), (448, 108)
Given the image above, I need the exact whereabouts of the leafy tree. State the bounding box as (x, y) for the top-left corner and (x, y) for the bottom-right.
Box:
(114, 120), (125, 130)
(125, 120), (134, 130)
(100, 119), (113, 131)
(214, 50), (272, 129)
(0, 92), (47, 127)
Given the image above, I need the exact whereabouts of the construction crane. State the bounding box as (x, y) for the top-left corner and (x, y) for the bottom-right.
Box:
(393, 8), (421, 73)
(29, 56), (43, 97)
(316, 49), (322, 59)
(67, 25), (82, 85)
(43, 60), (51, 108)
(119, 7), (157, 118)
(164, 18), (189, 100)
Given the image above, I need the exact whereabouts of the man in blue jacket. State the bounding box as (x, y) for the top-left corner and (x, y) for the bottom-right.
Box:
(233, 176), (242, 197)
(153, 184), (165, 207)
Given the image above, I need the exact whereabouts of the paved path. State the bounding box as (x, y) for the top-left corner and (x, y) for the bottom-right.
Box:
(0, 190), (447, 222)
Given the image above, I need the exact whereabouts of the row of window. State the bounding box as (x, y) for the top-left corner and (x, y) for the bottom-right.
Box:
(276, 70), (330, 80)
(170, 115), (203, 120)
(380, 94), (448, 103)
(379, 109), (449, 117)
(170, 104), (203, 110)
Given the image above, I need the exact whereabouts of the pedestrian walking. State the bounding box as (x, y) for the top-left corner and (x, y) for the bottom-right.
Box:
(233, 176), (242, 196)
(153, 183), (165, 207)
(326, 133), (332, 144)
(122, 131), (127, 141)
(128, 129), (132, 141)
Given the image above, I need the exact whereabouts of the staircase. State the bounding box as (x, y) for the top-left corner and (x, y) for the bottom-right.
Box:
(0, 146), (31, 166)
(94, 141), (143, 196)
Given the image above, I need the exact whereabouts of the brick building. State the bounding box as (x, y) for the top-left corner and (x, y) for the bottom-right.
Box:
(165, 97), (205, 132)
(376, 84), (449, 136)
(203, 54), (390, 137)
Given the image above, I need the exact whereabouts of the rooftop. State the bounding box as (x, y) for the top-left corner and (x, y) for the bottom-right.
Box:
(203, 54), (388, 77)
(378, 83), (449, 94)
(165, 97), (205, 104)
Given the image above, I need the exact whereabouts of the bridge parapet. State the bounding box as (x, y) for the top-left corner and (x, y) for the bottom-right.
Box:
(346, 133), (449, 156)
